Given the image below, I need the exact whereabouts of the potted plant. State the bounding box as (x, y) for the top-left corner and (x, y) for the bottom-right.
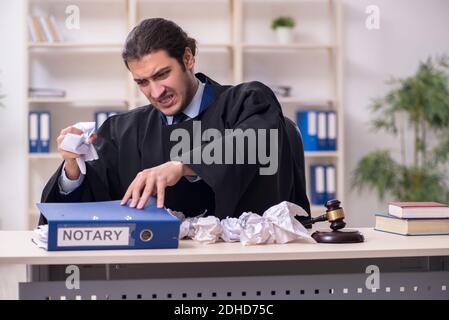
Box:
(352, 55), (449, 203)
(271, 16), (295, 44)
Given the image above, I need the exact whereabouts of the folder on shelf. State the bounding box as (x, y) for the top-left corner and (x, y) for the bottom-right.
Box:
(95, 111), (119, 130)
(296, 110), (319, 151)
(317, 111), (327, 151)
(29, 112), (39, 153)
(310, 164), (326, 205)
(325, 164), (336, 201)
(95, 112), (108, 130)
(34, 198), (181, 251)
(39, 112), (51, 153)
(327, 111), (337, 151)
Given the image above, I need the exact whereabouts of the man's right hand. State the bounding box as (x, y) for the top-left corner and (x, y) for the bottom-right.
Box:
(57, 126), (96, 180)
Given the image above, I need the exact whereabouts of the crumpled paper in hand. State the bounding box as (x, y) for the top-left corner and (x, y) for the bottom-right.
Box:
(263, 201), (316, 244)
(59, 122), (98, 174)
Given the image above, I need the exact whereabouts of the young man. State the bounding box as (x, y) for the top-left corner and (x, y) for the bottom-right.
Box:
(40, 18), (310, 224)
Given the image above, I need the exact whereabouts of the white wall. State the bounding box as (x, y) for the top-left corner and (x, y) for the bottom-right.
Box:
(0, 0), (28, 230)
(343, 0), (449, 227)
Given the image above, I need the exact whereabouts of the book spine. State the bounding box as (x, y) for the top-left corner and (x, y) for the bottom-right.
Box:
(27, 16), (37, 42)
(39, 16), (54, 43)
(49, 15), (64, 42)
(31, 16), (46, 42)
(46, 16), (59, 42)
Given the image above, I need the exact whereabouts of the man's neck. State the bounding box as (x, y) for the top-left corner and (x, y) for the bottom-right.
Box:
(181, 77), (200, 112)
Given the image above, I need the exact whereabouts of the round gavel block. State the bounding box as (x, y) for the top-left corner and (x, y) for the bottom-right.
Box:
(312, 229), (365, 244)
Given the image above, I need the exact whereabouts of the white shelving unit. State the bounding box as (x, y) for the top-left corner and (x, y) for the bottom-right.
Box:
(25, 0), (344, 228)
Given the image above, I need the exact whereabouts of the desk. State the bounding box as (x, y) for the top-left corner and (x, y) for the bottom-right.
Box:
(1, 228), (448, 300)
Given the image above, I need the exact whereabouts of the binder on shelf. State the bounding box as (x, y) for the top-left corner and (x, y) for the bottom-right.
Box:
(310, 164), (326, 205)
(35, 198), (181, 251)
(327, 111), (337, 151)
(325, 164), (336, 201)
(296, 110), (319, 151)
(39, 112), (51, 153)
(317, 111), (327, 151)
(95, 111), (119, 130)
(310, 163), (337, 205)
(29, 112), (39, 153)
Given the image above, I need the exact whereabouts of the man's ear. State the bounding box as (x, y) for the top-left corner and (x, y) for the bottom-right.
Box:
(183, 47), (195, 71)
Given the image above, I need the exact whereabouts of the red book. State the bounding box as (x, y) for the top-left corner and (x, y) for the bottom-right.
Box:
(388, 202), (449, 219)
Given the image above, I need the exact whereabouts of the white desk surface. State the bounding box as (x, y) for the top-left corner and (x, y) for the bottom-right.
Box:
(0, 228), (448, 265)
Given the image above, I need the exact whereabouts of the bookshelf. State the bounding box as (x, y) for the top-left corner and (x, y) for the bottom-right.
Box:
(25, 0), (344, 228)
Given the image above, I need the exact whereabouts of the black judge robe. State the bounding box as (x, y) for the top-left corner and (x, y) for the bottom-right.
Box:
(39, 73), (310, 225)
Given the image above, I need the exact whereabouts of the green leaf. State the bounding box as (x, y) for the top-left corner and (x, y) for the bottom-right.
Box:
(351, 151), (399, 199)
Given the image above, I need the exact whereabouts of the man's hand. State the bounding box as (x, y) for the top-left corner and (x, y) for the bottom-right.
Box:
(121, 161), (195, 209)
(57, 126), (97, 180)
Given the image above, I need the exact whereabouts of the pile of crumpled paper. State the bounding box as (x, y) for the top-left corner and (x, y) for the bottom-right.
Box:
(168, 201), (316, 245)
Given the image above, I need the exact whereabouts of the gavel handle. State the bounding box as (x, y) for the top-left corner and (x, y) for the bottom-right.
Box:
(301, 214), (328, 228)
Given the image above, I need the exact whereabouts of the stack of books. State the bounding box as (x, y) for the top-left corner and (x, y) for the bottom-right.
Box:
(375, 202), (449, 236)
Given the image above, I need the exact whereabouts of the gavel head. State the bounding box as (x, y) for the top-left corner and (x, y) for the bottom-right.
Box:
(325, 199), (347, 231)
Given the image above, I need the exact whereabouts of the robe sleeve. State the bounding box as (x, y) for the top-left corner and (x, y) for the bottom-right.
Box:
(184, 81), (284, 217)
(38, 117), (121, 225)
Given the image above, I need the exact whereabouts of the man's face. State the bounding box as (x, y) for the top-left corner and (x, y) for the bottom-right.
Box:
(128, 49), (196, 116)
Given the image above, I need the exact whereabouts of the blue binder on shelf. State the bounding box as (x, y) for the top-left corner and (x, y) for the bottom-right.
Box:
(296, 110), (319, 151)
(317, 111), (327, 151)
(29, 112), (39, 153)
(39, 111), (51, 153)
(327, 111), (337, 151)
(325, 164), (336, 201)
(310, 164), (337, 205)
(35, 198), (181, 251)
(95, 111), (119, 130)
(310, 164), (326, 205)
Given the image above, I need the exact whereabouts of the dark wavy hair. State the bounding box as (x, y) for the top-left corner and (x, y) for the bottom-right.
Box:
(122, 18), (197, 71)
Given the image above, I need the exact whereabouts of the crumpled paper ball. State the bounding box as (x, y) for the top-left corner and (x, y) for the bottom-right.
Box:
(193, 216), (222, 244)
